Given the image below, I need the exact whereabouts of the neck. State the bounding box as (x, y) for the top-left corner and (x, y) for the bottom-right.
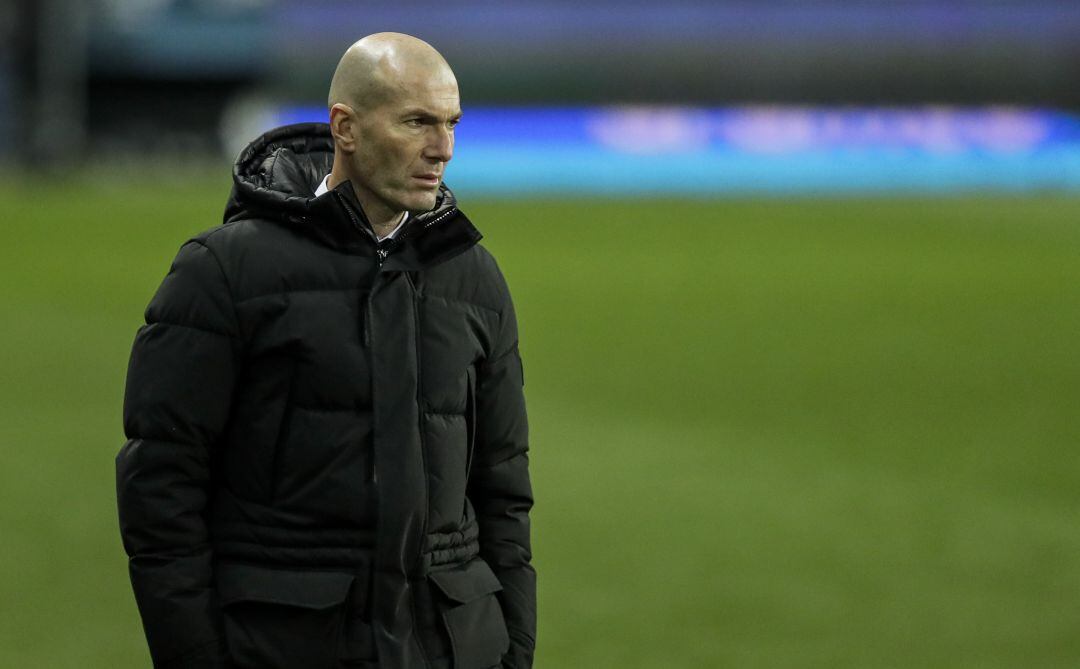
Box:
(327, 166), (404, 239)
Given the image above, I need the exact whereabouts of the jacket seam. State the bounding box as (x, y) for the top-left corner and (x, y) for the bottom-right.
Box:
(234, 286), (363, 306)
(494, 306), (509, 358)
(211, 557), (371, 573)
(129, 542), (213, 561)
(124, 432), (217, 450)
(189, 240), (242, 338)
(481, 305), (518, 368)
(146, 319), (235, 339)
(483, 340), (519, 367)
(264, 149), (280, 188)
(231, 285), (499, 315)
(214, 537), (375, 549)
(212, 519), (377, 536)
(406, 270), (433, 666)
(290, 403), (367, 413)
(475, 448), (527, 470)
(420, 289), (501, 316)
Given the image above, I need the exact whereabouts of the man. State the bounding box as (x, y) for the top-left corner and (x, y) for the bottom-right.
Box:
(116, 33), (535, 669)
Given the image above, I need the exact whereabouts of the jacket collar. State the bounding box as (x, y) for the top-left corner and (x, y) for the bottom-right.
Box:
(225, 122), (481, 268)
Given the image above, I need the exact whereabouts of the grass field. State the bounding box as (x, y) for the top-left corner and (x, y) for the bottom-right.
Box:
(2, 174), (1079, 668)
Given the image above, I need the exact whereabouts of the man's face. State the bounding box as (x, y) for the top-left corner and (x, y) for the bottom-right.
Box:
(346, 68), (461, 218)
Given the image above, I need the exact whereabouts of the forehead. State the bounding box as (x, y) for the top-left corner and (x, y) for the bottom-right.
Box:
(378, 65), (460, 116)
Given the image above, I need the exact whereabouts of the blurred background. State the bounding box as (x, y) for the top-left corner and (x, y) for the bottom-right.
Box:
(2, 1), (1079, 667)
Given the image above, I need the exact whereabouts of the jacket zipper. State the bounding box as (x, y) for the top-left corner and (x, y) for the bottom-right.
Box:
(333, 187), (458, 251)
(404, 270), (430, 554)
(377, 205), (458, 257)
(335, 191), (381, 485)
(333, 190), (379, 244)
(335, 195), (455, 486)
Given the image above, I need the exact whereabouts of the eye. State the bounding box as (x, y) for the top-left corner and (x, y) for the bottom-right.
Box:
(448, 118), (461, 129)
(404, 118), (423, 128)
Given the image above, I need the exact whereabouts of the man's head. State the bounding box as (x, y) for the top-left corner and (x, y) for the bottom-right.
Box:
(327, 33), (461, 225)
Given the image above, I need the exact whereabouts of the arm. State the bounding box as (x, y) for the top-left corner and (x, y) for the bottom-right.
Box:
(468, 269), (536, 669)
(116, 240), (240, 668)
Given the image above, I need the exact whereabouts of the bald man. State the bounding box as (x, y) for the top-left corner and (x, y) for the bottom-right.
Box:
(117, 33), (535, 669)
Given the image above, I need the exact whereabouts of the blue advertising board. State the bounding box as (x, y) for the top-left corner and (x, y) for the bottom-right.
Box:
(275, 105), (1080, 195)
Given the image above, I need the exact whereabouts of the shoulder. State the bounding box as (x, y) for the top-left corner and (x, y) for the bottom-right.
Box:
(432, 242), (514, 313)
(457, 242), (505, 281)
(179, 216), (332, 301)
(187, 216), (295, 261)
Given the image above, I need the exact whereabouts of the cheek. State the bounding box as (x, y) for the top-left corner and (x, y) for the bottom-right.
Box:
(353, 133), (421, 190)
(352, 148), (397, 187)
(348, 150), (376, 179)
(372, 144), (409, 171)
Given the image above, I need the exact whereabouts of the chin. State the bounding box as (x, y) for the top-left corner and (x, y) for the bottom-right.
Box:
(405, 192), (439, 213)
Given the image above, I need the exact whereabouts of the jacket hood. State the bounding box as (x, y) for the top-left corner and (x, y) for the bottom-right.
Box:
(224, 123), (474, 261)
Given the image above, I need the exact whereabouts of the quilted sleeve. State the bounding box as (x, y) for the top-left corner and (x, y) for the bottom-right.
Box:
(116, 240), (240, 668)
(468, 260), (536, 669)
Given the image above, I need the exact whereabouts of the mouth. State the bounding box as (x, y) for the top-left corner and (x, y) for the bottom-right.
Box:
(412, 173), (441, 187)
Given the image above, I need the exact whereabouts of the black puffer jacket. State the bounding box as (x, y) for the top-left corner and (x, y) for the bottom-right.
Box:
(117, 123), (534, 669)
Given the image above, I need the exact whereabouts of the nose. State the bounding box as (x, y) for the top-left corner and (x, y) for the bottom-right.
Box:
(424, 125), (454, 164)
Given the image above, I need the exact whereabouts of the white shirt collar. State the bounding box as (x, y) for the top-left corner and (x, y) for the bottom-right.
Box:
(314, 174), (407, 242)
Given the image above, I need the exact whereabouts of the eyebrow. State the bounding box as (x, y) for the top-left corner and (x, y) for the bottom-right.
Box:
(401, 108), (463, 121)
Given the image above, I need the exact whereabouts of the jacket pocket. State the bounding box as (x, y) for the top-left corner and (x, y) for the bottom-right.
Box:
(215, 563), (356, 669)
(428, 558), (510, 669)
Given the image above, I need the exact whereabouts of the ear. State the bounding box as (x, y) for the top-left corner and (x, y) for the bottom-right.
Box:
(329, 103), (357, 152)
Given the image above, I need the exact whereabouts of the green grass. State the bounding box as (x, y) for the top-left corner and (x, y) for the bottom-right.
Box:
(2, 173), (1079, 667)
